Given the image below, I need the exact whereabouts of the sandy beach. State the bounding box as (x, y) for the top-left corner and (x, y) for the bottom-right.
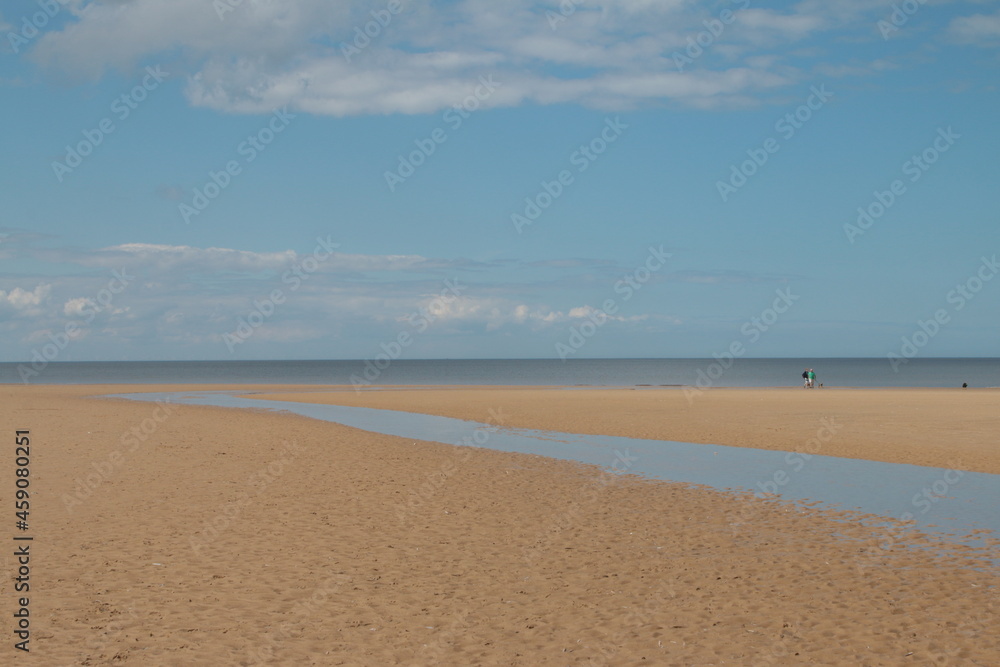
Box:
(2, 384), (998, 665)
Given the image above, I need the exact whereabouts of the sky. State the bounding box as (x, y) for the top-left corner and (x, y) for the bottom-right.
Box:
(1, 0), (998, 363)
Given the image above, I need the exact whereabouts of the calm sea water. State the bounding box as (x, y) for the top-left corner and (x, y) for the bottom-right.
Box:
(3, 358), (998, 387)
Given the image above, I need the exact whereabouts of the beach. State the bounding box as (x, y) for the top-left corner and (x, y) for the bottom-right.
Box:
(253, 386), (1000, 475)
(2, 384), (998, 665)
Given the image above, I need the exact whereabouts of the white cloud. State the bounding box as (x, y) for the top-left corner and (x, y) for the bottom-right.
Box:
(109, 243), (296, 270)
(25, 0), (880, 115)
(948, 12), (1000, 46)
(63, 297), (95, 317)
(737, 9), (828, 41)
(567, 304), (647, 323)
(31, 0), (348, 79)
(405, 295), (567, 331)
(53, 243), (433, 275)
(410, 297), (651, 332)
(0, 239), (781, 359)
(0, 284), (51, 315)
(187, 58), (792, 115)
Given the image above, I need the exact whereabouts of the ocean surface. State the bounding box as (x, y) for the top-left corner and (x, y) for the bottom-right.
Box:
(3, 357), (999, 387)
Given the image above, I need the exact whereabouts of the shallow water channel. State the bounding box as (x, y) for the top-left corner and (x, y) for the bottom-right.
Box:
(112, 391), (1000, 554)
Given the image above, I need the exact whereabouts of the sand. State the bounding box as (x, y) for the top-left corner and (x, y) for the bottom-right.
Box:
(2, 384), (998, 666)
(252, 386), (1000, 475)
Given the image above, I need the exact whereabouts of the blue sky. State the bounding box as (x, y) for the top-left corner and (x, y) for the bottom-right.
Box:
(1, 0), (998, 362)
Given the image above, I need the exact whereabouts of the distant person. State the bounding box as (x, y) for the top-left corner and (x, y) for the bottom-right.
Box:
(963, 382), (968, 388)
(802, 369), (810, 388)
(807, 369), (816, 389)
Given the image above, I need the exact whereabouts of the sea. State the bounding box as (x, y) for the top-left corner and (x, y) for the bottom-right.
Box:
(2, 357), (999, 387)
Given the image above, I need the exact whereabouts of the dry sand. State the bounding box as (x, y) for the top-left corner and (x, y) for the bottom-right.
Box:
(1, 384), (998, 666)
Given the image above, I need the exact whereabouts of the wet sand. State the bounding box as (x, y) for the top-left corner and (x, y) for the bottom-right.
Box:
(2, 384), (998, 665)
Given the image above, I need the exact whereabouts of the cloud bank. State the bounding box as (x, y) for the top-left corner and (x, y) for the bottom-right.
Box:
(25, 0), (938, 115)
(1, 241), (701, 360)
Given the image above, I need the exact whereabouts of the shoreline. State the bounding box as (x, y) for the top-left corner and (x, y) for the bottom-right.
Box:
(20, 382), (1000, 473)
(6, 382), (998, 388)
